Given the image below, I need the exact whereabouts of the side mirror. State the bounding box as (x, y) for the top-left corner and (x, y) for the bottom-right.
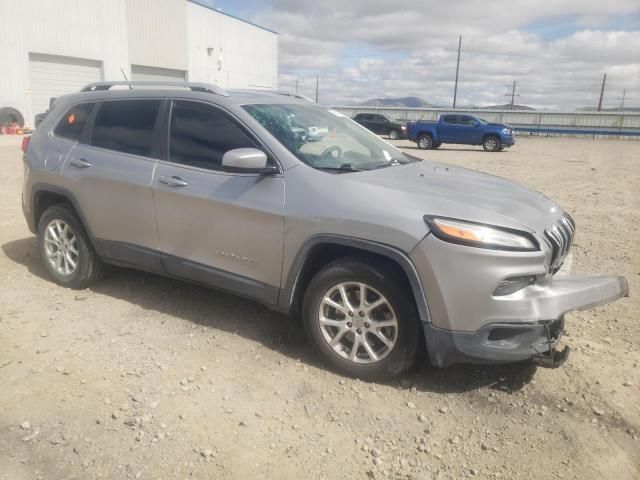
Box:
(222, 148), (277, 174)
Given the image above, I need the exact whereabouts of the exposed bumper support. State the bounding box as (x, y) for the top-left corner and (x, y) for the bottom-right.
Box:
(425, 275), (628, 367)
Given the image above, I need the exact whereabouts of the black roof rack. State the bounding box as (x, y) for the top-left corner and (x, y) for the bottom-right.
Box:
(80, 81), (229, 97)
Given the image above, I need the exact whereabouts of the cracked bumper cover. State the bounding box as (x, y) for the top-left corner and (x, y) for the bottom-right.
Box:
(423, 275), (628, 367)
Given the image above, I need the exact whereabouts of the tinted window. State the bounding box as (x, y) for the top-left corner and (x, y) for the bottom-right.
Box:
(169, 101), (257, 171)
(54, 103), (95, 141)
(442, 115), (458, 124)
(91, 100), (161, 157)
(459, 116), (476, 126)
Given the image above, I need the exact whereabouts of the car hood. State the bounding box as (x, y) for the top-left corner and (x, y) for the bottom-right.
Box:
(348, 159), (563, 234)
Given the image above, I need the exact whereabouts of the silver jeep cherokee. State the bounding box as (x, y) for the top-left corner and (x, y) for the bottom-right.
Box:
(21, 81), (628, 379)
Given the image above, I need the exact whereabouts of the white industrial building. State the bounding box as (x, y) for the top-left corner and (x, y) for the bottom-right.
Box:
(0, 0), (279, 126)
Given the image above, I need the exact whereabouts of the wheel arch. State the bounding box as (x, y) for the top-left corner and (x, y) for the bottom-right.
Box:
(279, 235), (431, 325)
(31, 184), (94, 240)
(417, 130), (435, 140)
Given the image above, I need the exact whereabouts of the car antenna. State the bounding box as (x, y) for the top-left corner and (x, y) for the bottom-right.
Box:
(120, 69), (133, 89)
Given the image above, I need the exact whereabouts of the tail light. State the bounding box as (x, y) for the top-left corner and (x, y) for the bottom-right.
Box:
(21, 136), (31, 153)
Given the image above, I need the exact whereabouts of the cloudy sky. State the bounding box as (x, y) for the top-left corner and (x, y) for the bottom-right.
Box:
(205, 0), (639, 110)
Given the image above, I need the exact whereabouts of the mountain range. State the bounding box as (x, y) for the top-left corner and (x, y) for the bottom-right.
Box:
(357, 97), (536, 110)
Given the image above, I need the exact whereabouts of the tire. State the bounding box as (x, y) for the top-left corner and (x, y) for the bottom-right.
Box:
(302, 258), (422, 380)
(483, 135), (501, 152)
(0, 106), (24, 127)
(37, 204), (104, 289)
(389, 129), (400, 140)
(417, 134), (433, 150)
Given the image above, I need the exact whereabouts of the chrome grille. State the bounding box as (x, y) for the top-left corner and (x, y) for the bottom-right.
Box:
(544, 214), (575, 274)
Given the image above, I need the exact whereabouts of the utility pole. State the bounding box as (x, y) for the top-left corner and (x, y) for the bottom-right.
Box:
(452, 36), (462, 109)
(597, 73), (607, 111)
(505, 81), (520, 110)
(619, 89), (630, 111)
(315, 76), (319, 103)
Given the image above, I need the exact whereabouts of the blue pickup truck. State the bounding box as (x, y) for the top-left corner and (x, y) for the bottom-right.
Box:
(406, 114), (515, 152)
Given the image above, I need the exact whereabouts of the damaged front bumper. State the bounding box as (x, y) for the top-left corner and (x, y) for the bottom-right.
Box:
(423, 275), (628, 368)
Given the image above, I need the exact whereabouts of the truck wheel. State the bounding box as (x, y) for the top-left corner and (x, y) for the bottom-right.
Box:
(389, 129), (400, 140)
(417, 134), (433, 150)
(0, 107), (24, 127)
(483, 136), (501, 152)
(302, 258), (421, 380)
(37, 204), (104, 289)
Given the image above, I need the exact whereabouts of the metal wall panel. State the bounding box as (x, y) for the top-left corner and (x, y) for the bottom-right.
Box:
(131, 65), (186, 82)
(0, 0), (130, 126)
(186, 2), (278, 90)
(0, 0), (278, 126)
(29, 53), (103, 116)
(125, 0), (188, 71)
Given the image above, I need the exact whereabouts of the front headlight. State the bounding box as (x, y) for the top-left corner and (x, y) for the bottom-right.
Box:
(501, 127), (511, 135)
(424, 216), (538, 251)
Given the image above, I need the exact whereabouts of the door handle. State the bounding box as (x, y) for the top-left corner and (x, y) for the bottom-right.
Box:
(69, 158), (92, 169)
(159, 175), (188, 187)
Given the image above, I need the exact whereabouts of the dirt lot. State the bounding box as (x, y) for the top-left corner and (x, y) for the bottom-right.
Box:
(1, 135), (638, 480)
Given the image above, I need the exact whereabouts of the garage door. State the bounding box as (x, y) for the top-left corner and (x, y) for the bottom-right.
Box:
(29, 53), (103, 119)
(131, 65), (186, 82)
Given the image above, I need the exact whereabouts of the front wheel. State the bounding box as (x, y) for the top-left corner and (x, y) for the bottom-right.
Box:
(417, 134), (433, 150)
(483, 136), (501, 152)
(302, 259), (422, 380)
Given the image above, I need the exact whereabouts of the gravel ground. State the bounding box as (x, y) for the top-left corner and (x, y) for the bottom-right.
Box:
(0, 135), (638, 480)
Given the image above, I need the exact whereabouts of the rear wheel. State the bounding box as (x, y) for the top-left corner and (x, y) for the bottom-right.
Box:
(37, 204), (103, 289)
(389, 129), (400, 140)
(302, 259), (421, 379)
(417, 134), (433, 150)
(483, 135), (501, 152)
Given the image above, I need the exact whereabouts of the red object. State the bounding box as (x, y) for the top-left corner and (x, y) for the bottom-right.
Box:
(21, 136), (31, 153)
(5, 124), (17, 135)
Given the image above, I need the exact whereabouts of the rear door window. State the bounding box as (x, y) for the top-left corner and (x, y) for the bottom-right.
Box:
(91, 100), (162, 157)
(169, 100), (258, 171)
(54, 103), (96, 141)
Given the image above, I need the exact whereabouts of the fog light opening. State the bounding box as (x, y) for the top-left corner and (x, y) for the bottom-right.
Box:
(493, 275), (536, 296)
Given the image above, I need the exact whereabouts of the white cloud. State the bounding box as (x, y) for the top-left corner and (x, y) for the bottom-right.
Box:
(251, 0), (640, 109)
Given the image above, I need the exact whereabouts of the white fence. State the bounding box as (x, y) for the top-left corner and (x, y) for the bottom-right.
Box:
(333, 106), (640, 137)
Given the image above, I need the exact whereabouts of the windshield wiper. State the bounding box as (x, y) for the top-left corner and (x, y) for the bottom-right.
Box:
(372, 159), (411, 169)
(314, 165), (363, 173)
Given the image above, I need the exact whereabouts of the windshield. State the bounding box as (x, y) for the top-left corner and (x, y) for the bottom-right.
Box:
(243, 104), (414, 171)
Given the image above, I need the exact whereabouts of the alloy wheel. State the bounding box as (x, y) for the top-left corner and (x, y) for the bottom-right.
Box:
(318, 282), (398, 364)
(44, 219), (79, 276)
